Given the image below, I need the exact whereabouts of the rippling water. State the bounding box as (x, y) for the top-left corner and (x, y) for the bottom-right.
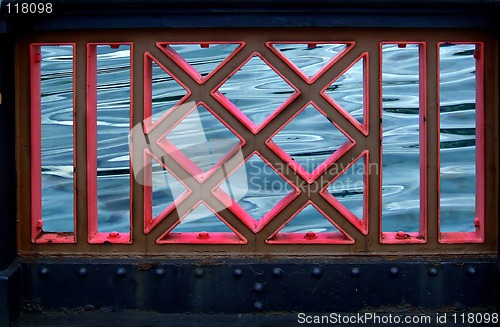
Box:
(39, 43), (477, 234)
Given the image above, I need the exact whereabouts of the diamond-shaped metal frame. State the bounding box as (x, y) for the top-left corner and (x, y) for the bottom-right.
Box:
(266, 41), (356, 84)
(143, 149), (192, 234)
(212, 151), (301, 233)
(266, 201), (355, 244)
(156, 41), (245, 85)
(266, 101), (356, 183)
(143, 52), (192, 134)
(320, 52), (369, 136)
(320, 150), (369, 235)
(156, 201), (248, 244)
(156, 101), (245, 183)
(211, 52), (300, 134)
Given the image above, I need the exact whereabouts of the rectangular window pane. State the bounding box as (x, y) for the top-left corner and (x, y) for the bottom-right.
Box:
(96, 45), (131, 233)
(381, 44), (421, 233)
(439, 44), (477, 232)
(40, 45), (75, 233)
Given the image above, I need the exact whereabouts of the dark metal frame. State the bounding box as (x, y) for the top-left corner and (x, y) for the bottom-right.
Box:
(1, 0), (500, 325)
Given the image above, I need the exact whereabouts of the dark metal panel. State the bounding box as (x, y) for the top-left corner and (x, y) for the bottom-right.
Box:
(0, 262), (22, 326)
(22, 258), (498, 314)
(0, 34), (16, 271)
(1, 1), (500, 32)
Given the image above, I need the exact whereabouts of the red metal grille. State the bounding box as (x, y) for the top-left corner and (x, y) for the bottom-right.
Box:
(21, 29), (496, 255)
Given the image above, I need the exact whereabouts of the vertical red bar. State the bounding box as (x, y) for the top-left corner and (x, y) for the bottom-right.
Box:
(30, 44), (42, 242)
(87, 43), (133, 244)
(418, 43), (428, 241)
(380, 42), (426, 244)
(474, 43), (485, 242)
(438, 42), (484, 243)
(30, 43), (76, 243)
(86, 44), (98, 240)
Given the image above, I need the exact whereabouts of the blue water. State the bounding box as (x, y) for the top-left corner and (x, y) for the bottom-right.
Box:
(39, 43), (478, 234)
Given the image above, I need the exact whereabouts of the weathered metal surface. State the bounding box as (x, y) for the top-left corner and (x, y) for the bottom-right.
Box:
(21, 257), (499, 314)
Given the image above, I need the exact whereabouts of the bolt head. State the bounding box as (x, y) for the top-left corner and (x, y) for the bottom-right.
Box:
(311, 267), (322, 277)
(272, 267), (282, 277)
(395, 231), (407, 239)
(155, 268), (165, 277)
(78, 267), (88, 276)
(39, 267), (49, 276)
(233, 268), (243, 277)
(194, 267), (204, 277)
(467, 267), (476, 275)
(304, 231), (317, 240)
(351, 267), (360, 277)
(390, 267), (398, 276)
(197, 231), (210, 240)
(254, 282), (264, 292)
(108, 231), (120, 239)
(428, 267), (438, 276)
(116, 268), (126, 277)
(254, 301), (263, 311)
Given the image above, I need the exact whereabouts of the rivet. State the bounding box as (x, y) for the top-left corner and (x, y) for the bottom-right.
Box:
(311, 267), (322, 277)
(197, 231), (210, 240)
(395, 231), (407, 239)
(272, 267), (282, 277)
(467, 267), (476, 275)
(473, 218), (480, 229)
(194, 267), (204, 277)
(473, 50), (480, 60)
(351, 267), (360, 277)
(254, 301), (263, 311)
(428, 267), (438, 276)
(233, 268), (243, 277)
(83, 304), (96, 311)
(254, 282), (264, 292)
(304, 231), (317, 240)
(200, 43), (210, 48)
(110, 44), (120, 49)
(307, 43), (317, 49)
(39, 267), (49, 276)
(116, 268), (126, 277)
(398, 43), (407, 48)
(108, 231), (120, 239)
(36, 219), (43, 230)
(390, 267), (398, 276)
(155, 268), (165, 277)
(78, 267), (88, 276)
